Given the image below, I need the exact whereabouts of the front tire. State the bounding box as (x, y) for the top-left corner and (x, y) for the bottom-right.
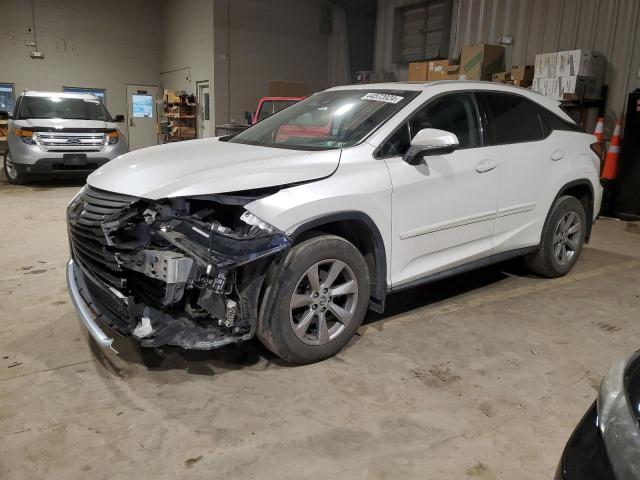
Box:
(257, 235), (370, 364)
(3, 152), (27, 185)
(525, 195), (587, 278)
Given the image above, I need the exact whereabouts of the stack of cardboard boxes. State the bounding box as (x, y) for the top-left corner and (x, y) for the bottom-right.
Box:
(407, 44), (505, 82)
(491, 65), (534, 87)
(532, 50), (605, 101)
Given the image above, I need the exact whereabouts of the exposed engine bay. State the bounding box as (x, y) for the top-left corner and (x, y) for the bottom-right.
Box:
(67, 185), (290, 349)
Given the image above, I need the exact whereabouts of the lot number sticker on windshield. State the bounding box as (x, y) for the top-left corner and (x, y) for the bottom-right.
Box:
(360, 93), (404, 104)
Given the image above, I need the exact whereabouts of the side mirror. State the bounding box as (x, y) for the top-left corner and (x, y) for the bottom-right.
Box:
(113, 114), (125, 123)
(403, 128), (459, 165)
(244, 111), (254, 125)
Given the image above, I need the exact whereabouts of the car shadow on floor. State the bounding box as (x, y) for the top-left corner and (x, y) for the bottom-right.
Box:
(103, 257), (534, 376)
(0, 171), (87, 189)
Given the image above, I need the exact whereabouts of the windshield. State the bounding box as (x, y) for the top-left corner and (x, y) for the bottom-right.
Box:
(230, 89), (419, 150)
(17, 96), (111, 121)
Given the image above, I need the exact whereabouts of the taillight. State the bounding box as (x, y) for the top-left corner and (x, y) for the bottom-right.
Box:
(590, 142), (605, 176)
(14, 128), (36, 145)
(590, 142), (603, 159)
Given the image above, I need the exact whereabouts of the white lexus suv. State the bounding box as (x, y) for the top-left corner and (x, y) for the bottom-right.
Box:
(66, 81), (602, 364)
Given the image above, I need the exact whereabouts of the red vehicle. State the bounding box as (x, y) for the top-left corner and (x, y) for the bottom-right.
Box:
(251, 96), (305, 125)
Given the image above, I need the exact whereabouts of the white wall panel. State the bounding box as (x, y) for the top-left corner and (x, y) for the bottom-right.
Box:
(0, 0), (162, 117)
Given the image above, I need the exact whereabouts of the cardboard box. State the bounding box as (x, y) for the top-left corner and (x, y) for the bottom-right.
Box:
(408, 62), (428, 81)
(556, 50), (594, 77)
(268, 81), (309, 97)
(426, 60), (460, 80)
(512, 79), (532, 88)
(164, 89), (180, 104)
(427, 60), (448, 80)
(459, 44), (505, 81)
(511, 65), (534, 82)
(445, 64), (461, 80)
(534, 52), (558, 78)
(532, 77), (554, 97)
(491, 71), (511, 82)
(551, 76), (597, 101)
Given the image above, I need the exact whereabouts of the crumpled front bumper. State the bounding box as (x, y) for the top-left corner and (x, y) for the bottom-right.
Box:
(66, 258), (118, 352)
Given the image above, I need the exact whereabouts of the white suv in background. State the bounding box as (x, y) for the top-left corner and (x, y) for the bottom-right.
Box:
(5, 91), (127, 184)
(66, 81), (602, 364)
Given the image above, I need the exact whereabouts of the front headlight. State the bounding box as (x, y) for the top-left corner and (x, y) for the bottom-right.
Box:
(240, 211), (275, 233)
(107, 130), (120, 145)
(14, 128), (37, 145)
(68, 185), (87, 207)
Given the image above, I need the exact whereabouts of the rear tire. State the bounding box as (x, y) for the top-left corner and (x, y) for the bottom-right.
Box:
(4, 152), (27, 185)
(257, 235), (370, 364)
(525, 195), (587, 278)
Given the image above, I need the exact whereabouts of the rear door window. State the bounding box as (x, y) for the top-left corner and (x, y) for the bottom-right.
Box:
(477, 92), (544, 145)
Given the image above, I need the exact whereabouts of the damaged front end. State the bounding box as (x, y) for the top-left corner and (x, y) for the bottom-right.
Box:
(67, 185), (289, 350)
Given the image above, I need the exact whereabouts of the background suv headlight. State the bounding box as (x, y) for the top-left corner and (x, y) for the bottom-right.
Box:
(107, 130), (121, 145)
(14, 128), (36, 145)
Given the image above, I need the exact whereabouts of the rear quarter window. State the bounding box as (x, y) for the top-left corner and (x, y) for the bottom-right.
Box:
(538, 107), (584, 136)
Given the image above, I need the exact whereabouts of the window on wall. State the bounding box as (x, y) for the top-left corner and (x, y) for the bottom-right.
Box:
(0, 83), (15, 113)
(393, 0), (453, 63)
(63, 86), (106, 103)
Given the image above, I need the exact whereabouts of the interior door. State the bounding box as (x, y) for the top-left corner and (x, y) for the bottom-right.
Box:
(126, 84), (158, 150)
(382, 93), (499, 287)
(197, 82), (211, 138)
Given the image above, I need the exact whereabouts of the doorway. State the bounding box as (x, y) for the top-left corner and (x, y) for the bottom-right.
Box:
(197, 81), (211, 138)
(126, 84), (159, 150)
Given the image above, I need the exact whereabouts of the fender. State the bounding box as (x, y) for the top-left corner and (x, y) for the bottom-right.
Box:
(290, 211), (388, 313)
(556, 178), (596, 240)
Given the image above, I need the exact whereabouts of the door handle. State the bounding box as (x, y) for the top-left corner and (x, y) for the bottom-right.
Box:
(475, 159), (497, 173)
(551, 149), (565, 161)
(129, 118), (136, 127)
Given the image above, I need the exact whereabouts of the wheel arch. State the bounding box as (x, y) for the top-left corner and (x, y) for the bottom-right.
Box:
(556, 179), (595, 241)
(289, 211), (387, 313)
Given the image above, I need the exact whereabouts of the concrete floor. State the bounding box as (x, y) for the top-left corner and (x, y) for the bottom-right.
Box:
(1, 176), (639, 480)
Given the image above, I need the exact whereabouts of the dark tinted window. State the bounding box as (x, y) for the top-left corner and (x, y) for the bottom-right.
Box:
(409, 94), (479, 148)
(479, 93), (544, 144)
(538, 107), (582, 136)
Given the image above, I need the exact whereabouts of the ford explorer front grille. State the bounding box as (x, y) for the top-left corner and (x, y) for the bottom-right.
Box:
(36, 131), (106, 152)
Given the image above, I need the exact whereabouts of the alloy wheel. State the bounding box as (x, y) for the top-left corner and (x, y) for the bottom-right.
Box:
(553, 211), (581, 265)
(4, 153), (17, 180)
(289, 259), (358, 346)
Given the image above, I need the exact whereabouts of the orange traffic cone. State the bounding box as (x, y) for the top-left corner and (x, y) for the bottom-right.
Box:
(593, 117), (604, 143)
(602, 120), (622, 180)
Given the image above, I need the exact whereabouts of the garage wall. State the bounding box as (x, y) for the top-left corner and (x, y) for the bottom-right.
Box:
(0, 0), (162, 117)
(374, 0), (640, 126)
(160, 0), (214, 98)
(213, 0), (332, 125)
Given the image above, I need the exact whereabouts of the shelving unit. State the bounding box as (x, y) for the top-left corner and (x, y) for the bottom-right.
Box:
(162, 94), (197, 142)
(0, 118), (8, 153)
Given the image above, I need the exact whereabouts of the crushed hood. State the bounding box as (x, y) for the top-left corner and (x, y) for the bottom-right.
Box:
(14, 118), (115, 130)
(87, 138), (340, 199)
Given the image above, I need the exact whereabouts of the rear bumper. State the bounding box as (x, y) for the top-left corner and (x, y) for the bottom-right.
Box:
(66, 259), (118, 352)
